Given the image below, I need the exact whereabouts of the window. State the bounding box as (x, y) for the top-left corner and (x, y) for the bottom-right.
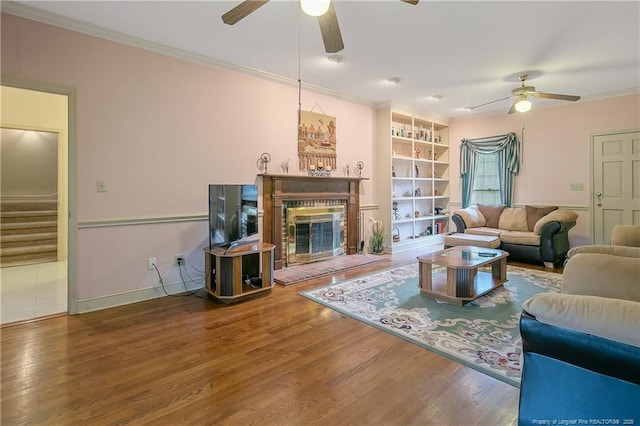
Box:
(469, 153), (501, 205)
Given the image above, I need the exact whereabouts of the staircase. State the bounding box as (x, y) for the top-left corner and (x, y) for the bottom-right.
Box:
(1, 200), (58, 267)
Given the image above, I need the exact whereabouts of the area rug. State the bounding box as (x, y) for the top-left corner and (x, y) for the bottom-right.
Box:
(274, 254), (389, 285)
(300, 263), (561, 387)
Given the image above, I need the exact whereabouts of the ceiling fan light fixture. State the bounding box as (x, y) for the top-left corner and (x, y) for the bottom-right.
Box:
(387, 77), (401, 84)
(300, 0), (331, 17)
(515, 98), (532, 113)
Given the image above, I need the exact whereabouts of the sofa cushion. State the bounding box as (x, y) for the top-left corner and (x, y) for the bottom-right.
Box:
(533, 209), (579, 234)
(465, 227), (502, 237)
(498, 207), (529, 231)
(499, 230), (540, 246)
(455, 205), (486, 228)
(567, 245), (640, 259)
(562, 253), (640, 302)
(611, 224), (640, 247)
(477, 204), (505, 228)
(526, 205), (558, 231)
(522, 293), (640, 347)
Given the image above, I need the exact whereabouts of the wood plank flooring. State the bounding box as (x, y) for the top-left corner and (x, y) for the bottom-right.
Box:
(1, 250), (560, 425)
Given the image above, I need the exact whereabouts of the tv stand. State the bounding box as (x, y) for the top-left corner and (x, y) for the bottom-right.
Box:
(204, 242), (275, 304)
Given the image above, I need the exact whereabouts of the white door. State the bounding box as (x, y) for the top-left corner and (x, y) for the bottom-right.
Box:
(592, 131), (640, 244)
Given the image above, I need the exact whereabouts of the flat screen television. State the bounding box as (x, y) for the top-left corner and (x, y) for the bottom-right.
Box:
(208, 184), (259, 249)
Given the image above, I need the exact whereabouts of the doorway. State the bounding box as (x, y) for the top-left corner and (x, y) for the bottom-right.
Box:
(1, 85), (70, 324)
(591, 130), (640, 244)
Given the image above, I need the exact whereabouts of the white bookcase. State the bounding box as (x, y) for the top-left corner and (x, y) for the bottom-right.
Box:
(375, 108), (450, 253)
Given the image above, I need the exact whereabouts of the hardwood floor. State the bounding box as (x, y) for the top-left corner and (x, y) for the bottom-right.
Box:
(1, 249), (559, 425)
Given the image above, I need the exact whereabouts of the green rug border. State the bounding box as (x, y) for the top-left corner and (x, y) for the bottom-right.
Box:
(298, 263), (544, 388)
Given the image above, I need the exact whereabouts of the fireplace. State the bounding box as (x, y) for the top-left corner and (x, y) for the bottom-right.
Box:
(286, 206), (346, 266)
(261, 174), (366, 269)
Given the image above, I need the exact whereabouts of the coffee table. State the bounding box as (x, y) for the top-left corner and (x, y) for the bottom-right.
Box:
(417, 246), (509, 306)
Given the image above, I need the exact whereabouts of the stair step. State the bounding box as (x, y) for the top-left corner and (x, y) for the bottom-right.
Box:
(1, 244), (57, 257)
(1, 221), (58, 230)
(0, 211), (57, 224)
(1, 201), (57, 212)
(1, 232), (58, 243)
(1, 238), (57, 249)
(2, 227), (57, 236)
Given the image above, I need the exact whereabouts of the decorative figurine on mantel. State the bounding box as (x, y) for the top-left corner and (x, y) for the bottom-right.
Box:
(356, 161), (364, 177)
(256, 152), (271, 174)
(307, 161), (331, 177)
(281, 159), (290, 174)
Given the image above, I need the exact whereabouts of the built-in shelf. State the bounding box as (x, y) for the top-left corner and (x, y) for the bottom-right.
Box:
(376, 108), (450, 253)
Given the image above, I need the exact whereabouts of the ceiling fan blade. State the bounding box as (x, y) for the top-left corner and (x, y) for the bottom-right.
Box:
(532, 92), (581, 102)
(222, 0), (269, 25)
(318, 1), (344, 53)
(401, 0), (420, 5)
(467, 96), (511, 110)
(507, 103), (517, 114)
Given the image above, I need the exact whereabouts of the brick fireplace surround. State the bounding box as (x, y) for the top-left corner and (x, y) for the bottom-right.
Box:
(260, 174), (366, 270)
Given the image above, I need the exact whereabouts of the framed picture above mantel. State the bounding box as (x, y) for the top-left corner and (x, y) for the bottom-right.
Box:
(298, 110), (337, 172)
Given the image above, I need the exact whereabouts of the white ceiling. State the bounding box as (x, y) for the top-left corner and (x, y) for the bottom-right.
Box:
(6, 0), (640, 120)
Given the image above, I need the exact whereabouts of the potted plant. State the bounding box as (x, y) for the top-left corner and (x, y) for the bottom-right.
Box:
(369, 218), (386, 254)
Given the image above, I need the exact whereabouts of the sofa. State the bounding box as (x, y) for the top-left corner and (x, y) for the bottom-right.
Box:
(452, 204), (578, 268)
(517, 225), (640, 425)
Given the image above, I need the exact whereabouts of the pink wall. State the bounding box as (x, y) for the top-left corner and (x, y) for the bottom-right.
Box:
(1, 14), (374, 306)
(449, 93), (640, 245)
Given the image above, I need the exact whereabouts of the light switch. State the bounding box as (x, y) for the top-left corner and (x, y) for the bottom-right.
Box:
(570, 183), (583, 191)
(97, 180), (107, 192)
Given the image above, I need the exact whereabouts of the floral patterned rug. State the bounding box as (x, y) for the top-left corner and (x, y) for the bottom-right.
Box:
(300, 263), (562, 387)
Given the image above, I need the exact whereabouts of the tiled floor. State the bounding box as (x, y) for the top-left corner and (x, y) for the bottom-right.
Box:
(1, 261), (68, 325)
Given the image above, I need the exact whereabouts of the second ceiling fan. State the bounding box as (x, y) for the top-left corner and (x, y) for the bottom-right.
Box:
(222, 0), (419, 54)
(467, 74), (581, 114)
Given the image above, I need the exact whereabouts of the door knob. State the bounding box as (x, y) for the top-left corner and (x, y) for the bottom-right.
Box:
(595, 192), (602, 206)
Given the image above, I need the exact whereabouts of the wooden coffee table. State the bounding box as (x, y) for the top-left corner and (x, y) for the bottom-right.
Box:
(417, 246), (509, 306)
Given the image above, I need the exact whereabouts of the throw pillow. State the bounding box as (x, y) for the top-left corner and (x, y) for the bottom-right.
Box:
(526, 205), (558, 231)
(454, 205), (486, 228)
(477, 204), (506, 229)
(498, 207), (529, 231)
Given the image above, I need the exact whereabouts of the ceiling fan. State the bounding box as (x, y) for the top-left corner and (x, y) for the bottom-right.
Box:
(222, 0), (419, 54)
(466, 74), (581, 114)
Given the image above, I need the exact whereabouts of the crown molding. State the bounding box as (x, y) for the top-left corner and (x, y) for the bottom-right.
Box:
(1, 1), (375, 108)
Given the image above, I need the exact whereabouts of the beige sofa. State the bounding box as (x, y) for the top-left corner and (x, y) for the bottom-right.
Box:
(452, 204), (578, 268)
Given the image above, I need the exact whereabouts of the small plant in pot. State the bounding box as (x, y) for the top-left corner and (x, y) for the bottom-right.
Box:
(369, 218), (386, 254)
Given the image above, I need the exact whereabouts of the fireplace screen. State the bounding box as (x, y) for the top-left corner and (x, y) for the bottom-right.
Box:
(286, 206), (346, 266)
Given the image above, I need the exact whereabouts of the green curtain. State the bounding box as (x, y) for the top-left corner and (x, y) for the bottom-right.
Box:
(460, 132), (520, 208)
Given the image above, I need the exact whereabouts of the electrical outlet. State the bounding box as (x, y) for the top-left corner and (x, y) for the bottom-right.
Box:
(174, 254), (186, 266)
(148, 257), (156, 270)
(97, 180), (107, 192)
(570, 183), (584, 191)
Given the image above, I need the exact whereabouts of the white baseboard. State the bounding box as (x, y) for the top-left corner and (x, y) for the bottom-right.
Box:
(77, 279), (205, 314)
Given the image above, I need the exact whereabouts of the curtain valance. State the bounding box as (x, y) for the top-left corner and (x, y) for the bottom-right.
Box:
(460, 132), (521, 207)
